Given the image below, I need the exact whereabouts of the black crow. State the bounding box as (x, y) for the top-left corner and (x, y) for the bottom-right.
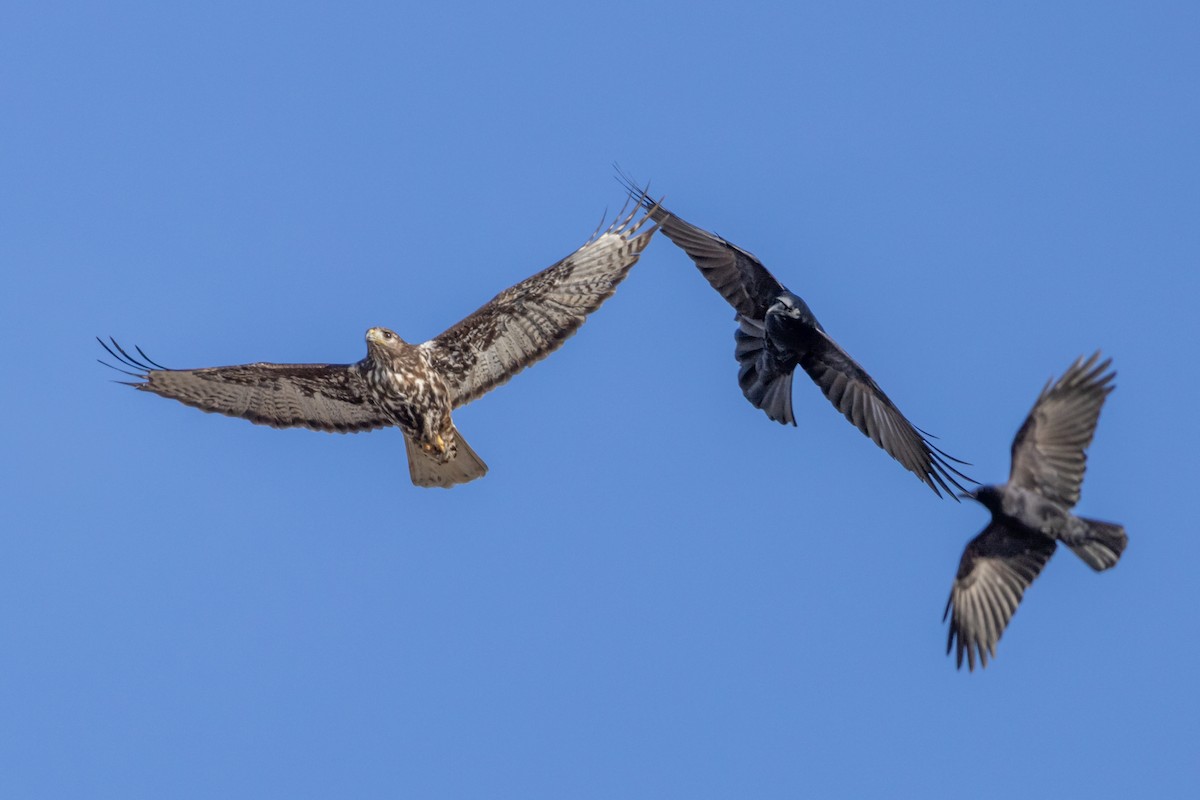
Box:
(945, 353), (1127, 670)
(619, 174), (970, 497)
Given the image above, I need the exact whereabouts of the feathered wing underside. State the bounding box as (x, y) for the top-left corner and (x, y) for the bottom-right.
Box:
(98, 338), (389, 433)
(797, 331), (972, 497)
(425, 204), (656, 408)
(944, 520), (1058, 671)
(1009, 352), (1115, 508)
(617, 173), (782, 319)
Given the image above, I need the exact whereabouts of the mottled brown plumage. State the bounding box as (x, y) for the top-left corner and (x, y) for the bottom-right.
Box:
(100, 203), (657, 487)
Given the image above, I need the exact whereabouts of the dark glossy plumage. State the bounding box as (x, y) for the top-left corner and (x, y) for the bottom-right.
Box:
(618, 174), (970, 497)
(945, 353), (1128, 670)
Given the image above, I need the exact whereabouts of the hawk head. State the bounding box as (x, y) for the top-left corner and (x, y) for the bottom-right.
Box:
(366, 327), (406, 349)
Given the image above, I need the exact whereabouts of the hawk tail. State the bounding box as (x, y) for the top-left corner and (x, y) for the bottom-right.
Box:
(404, 431), (489, 489)
(1064, 517), (1128, 572)
(734, 316), (796, 426)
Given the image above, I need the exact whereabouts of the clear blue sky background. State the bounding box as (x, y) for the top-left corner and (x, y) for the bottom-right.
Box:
(3, 2), (1198, 797)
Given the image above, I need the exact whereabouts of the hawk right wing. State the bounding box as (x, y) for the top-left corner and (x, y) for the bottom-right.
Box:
(98, 338), (389, 433)
(425, 203), (656, 408)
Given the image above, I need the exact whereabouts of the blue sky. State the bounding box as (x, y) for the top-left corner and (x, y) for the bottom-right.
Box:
(3, 1), (1198, 797)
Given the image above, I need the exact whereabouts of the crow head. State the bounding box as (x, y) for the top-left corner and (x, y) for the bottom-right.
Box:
(965, 485), (1004, 512)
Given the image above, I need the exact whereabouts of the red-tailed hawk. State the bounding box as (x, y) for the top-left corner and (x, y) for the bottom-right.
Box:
(101, 203), (657, 487)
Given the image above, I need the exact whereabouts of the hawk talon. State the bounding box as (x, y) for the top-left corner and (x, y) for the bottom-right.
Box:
(417, 434), (446, 453)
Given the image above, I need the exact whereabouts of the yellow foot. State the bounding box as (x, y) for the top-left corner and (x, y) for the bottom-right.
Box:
(421, 435), (449, 456)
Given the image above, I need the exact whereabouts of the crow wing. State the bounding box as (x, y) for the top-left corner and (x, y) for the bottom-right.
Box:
(618, 174), (782, 319)
(798, 332), (971, 497)
(944, 520), (1058, 671)
(1009, 352), (1115, 508)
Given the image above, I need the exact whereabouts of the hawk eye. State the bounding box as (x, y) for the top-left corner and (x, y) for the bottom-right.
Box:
(382, 331), (392, 339)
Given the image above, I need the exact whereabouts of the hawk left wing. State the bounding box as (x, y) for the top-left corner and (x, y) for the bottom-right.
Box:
(98, 338), (389, 433)
(425, 204), (657, 408)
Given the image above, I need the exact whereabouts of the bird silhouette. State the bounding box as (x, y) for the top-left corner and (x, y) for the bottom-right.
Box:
(619, 173), (970, 497)
(945, 352), (1127, 670)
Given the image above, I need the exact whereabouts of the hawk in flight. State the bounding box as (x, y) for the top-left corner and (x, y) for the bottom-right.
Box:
(100, 203), (657, 488)
(945, 353), (1127, 670)
(619, 174), (970, 497)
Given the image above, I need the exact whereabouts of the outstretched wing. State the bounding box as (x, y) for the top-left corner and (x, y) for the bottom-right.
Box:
(98, 338), (389, 433)
(1009, 352), (1115, 508)
(798, 331), (973, 497)
(617, 172), (783, 320)
(424, 203), (656, 408)
(944, 520), (1058, 671)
